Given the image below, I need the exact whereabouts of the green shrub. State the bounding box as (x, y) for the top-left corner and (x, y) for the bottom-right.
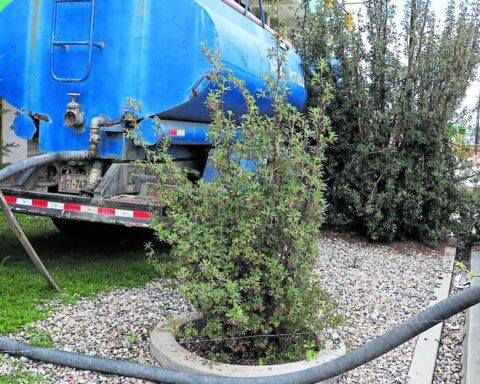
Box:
(0, 138), (16, 168)
(296, 0), (480, 244)
(137, 50), (342, 363)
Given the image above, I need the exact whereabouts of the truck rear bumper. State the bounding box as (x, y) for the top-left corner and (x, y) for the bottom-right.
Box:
(1, 189), (158, 228)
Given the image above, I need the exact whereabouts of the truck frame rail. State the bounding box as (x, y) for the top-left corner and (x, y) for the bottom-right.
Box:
(1, 188), (157, 227)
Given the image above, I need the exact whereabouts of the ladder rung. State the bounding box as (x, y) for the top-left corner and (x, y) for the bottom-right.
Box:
(53, 41), (104, 49)
(54, 41), (90, 46)
(51, 0), (96, 83)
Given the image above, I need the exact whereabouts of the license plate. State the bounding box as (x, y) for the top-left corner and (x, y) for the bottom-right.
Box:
(59, 174), (88, 193)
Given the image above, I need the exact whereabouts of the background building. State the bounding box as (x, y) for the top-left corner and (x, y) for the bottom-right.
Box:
(0, 100), (27, 164)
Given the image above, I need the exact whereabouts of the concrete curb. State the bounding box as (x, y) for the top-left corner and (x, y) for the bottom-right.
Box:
(462, 243), (480, 384)
(406, 245), (456, 384)
(150, 314), (345, 383)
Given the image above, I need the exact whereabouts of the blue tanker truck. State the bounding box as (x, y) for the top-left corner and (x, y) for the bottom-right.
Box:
(0, 0), (307, 229)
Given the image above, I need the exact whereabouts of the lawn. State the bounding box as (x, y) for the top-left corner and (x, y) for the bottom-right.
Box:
(0, 214), (159, 334)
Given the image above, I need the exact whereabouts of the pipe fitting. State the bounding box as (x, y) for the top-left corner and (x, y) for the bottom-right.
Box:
(82, 160), (104, 195)
(88, 116), (107, 158)
(64, 93), (85, 128)
(81, 116), (108, 196)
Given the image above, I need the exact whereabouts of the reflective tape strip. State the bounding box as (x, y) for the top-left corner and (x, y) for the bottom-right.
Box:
(4, 196), (17, 205)
(47, 202), (64, 210)
(134, 211), (152, 220)
(98, 207), (115, 216)
(168, 128), (186, 137)
(17, 198), (33, 206)
(80, 205), (98, 214)
(32, 199), (48, 208)
(115, 209), (135, 218)
(64, 203), (81, 212)
(4, 195), (152, 221)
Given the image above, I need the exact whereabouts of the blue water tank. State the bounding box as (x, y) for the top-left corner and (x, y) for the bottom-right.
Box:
(0, 0), (307, 158)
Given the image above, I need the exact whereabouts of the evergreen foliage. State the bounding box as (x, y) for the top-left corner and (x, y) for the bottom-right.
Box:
(296, 0), (480, 243)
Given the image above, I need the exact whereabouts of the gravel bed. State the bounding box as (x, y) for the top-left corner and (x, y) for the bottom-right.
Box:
(316, 233), (451, 384)
(1, 280), (192, 383)
(432, 265), (467, 384)
(1, 232), (453, 383)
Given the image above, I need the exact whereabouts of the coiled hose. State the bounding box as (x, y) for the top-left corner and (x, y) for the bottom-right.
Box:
(1, 285), (479, 384)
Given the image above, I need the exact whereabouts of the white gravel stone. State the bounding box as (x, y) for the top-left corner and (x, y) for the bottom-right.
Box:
(315, 233), (452, 384)
(0, 232), (457, 383)
(1, 279), (192, 383)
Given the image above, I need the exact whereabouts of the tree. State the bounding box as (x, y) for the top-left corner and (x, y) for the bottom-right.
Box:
(296, 0), (480, 243)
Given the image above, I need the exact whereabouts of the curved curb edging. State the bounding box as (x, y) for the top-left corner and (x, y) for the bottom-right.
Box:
(150, 313), (345, 383)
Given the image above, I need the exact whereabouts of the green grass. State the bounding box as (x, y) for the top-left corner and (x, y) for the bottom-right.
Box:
(23, 326), (54, 348)
(0, 358), (49, 384)
(0, 213), (161, 335)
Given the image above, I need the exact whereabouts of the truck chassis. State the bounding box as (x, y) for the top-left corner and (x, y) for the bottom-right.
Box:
(2, 188), (157, 228)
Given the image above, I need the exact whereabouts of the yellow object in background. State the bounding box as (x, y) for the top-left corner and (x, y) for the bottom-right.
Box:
(346, 12), (353, 29)
(326, 0), (333, 9)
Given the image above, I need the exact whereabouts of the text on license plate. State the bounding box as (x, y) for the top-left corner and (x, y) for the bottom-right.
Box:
(59, 175), (88, 193)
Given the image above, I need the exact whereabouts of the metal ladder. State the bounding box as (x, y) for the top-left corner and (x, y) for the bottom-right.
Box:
(50, 0), (103, 83)
(242, 0), (266, 28)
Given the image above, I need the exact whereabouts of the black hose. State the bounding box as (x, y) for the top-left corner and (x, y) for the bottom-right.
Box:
(1, 285), (480, 384)
(0, 151), (89, 182)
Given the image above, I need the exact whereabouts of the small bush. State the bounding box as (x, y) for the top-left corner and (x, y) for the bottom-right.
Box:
(138, 50), (342, 363)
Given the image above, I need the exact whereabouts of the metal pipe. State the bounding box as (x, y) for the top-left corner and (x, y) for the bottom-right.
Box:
(88, 116), (106, 157)
(257, 0), (265, 28)
(0, 151), (88, 292)
(0, 152), (89, 182)
(221, 0), (293, 50)
(82, 159), (104, 194)
(1, 285), (480, 384)
(80, 116), (107, 195)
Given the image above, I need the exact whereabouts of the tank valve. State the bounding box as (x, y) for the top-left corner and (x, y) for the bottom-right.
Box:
(64, 93), (85, 128)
